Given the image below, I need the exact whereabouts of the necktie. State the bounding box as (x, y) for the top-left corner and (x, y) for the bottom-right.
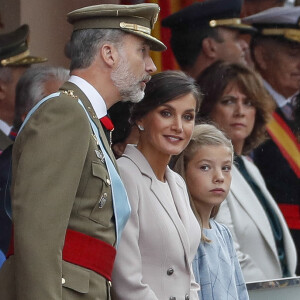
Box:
(8, 128), (18, 141)
(100, 115), (114, 131)
(281, 102), (294, 121)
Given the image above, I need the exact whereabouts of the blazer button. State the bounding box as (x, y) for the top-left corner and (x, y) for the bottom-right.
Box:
(62, 278), (66, 285)
(185, 295), (190, 300)
(169, 297), (176, 300)
(167, 268), (174, 275)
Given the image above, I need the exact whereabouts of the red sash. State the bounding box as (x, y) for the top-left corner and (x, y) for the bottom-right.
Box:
(7, 228), (116, 281)
(278, 204), (300, 230)
(266, 111), (300, 178)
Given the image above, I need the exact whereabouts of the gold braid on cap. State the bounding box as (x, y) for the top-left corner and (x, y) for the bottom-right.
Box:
(1, 49), (30, 66)
(120, 22), (151, 34)
(209, 18), (241, 27)
(262, 28), (300, 43)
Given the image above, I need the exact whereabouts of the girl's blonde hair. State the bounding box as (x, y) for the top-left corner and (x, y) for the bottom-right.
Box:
(173, 123), (233, 242)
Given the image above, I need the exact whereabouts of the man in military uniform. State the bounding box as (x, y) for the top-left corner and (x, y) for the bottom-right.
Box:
(244, 6), (300, 274)
(0, 3), (165, 300)
(162, 0), (255, 79)
(0, 24), (47, 153)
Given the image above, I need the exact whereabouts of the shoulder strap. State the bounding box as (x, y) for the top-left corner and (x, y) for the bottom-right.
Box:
(18, 92), (60, 134)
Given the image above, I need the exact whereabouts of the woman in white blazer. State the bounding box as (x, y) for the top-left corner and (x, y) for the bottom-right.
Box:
(112, 71), (202, 300)
(196, 61), (297, 282)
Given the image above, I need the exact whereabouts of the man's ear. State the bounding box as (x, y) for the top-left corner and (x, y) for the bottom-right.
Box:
(0, 80), (7, 102)
(253, 44), (268, 71)
(101, 43), (118, 67)
(202, 37), (218, 59)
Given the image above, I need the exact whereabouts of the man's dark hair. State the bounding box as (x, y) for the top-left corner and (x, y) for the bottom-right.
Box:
(170, 27), (223, 69)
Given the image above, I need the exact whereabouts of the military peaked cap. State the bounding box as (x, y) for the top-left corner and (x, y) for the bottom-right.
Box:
(67, 3), (166, 51)
(243, 6), (300, 43)
(162, 0), (255, 33)
(0, 24), (47, 67)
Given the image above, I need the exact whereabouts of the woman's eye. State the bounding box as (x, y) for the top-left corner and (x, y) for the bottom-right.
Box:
(244, 100), (253, 106)
(220, 98), (234, 105)
(161, 110), (171, 117)
(183, 114), (194, 121)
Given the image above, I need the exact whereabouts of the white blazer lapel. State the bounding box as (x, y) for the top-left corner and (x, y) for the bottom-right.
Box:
(243, 158), (298, 272)
(230, 164), (279, 260)
(165, 167), (190, 229)
(149, 175), (191, 257)
(122, 145), (191, 260)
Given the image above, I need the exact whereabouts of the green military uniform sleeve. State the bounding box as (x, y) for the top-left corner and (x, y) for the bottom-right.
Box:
(12, 95), (90, 299)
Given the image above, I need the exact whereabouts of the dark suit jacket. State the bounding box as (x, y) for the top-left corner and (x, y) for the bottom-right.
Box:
(0, 144), (13, 254)
(0, 82), (116, 300)
(253, 108), (300, 206)
(0, 129), (12, 152)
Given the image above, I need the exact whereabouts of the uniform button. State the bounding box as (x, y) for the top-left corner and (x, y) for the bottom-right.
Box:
(169, 297), (176, 300)
(62, 278), (66, 284)
(167, 268), (174, 275)
(106, 178), (111, 185)
(185, 295), (190, 300)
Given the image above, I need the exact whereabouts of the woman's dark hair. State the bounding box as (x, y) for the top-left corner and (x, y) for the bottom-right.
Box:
(109, 102), (133, 145)
(196, 60), (275, 154)
(130, 70), (201, 125)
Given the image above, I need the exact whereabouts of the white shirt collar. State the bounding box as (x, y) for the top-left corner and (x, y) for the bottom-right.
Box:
(68, 75), (107, 118)
(0, 119), (12, 135)
(263, 79), (288, 108)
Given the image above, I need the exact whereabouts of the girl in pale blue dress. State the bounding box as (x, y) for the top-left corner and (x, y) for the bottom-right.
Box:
(174, 124), (249, 300)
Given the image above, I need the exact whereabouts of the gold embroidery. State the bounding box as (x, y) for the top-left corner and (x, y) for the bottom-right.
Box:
(62, 90), (78, 99)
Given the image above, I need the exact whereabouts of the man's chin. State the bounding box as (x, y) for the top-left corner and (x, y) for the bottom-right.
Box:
(121, 90), (144, 103)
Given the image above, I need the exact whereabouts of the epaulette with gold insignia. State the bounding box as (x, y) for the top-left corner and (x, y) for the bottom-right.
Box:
(62, 89), (78, 99)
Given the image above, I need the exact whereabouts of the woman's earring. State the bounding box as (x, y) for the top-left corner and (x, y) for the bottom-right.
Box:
(138, 124), (144, 131)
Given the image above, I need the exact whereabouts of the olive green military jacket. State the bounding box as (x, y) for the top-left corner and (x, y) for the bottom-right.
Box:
(0, 82), (116, 300)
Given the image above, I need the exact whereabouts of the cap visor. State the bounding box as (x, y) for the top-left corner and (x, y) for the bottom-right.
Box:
(122, 29), (166, 51)
(226, 24), (257, 34)
(7, 55), (47, 66)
